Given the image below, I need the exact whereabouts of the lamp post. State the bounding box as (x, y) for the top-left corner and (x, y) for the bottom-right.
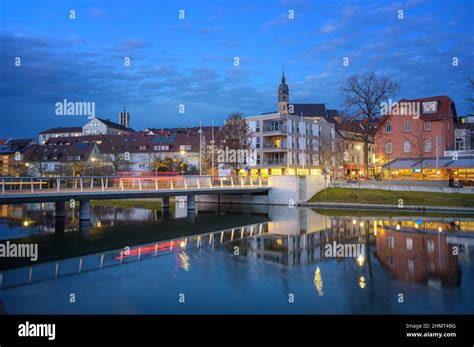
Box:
(180, 150), (186, 176)
(198, 124), (203, 176)
(356, 145), (361, 180)
(91, 157), (96, 177)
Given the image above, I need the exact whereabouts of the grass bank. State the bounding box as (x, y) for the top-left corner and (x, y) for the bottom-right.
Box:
(91, 199), (164, 210)
(309, 188), (474, 207)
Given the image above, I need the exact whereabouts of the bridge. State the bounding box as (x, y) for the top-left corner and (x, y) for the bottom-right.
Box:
(0, 175), (270, 231)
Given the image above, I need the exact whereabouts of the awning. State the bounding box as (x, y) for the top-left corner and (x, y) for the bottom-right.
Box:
(383, 157), (474, 170)
(445, 158), (474, 169)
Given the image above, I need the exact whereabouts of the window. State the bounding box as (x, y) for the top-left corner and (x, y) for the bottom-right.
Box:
(386, 142), (393, 154)
(406, 238), (413, 251)
(388, 236), (394, 249)
(455, 138), (465, 151)
(424, 140), (432, 152)
(255, 121), (260, 132)
(256, 137), (260, 149)
(256, 153), (261, 165)
(386, 124), (392, 133)
(139, 146), (147, 151)
(388, 256), (395, 267)
(424, 121), (431, 131)
(404, 122), (411, 132)
(408, 259), (415, 275)
(427, 239), (435, 253)
(403, 141), (411, 153)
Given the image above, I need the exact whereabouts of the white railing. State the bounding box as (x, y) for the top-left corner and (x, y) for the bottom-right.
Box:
(0, 175), (269, 195)
(0, 222), (268, 290)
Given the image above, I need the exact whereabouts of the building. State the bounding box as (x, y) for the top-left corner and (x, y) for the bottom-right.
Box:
(454, 122), (471, 151)
(0, 138), (37, 176)
(39, 110), (135, 143)
(39, 127), (83, 144)
(335, 120), (376, 179)
(375, 95), (458, 179)
(246, 72), (337, 177)
(82, 117), (134, 136)
(22, 143), (100, 176)
(45, 128), (214, 174)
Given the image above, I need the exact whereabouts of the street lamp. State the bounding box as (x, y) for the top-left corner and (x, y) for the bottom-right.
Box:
(356, 145), (361, 179)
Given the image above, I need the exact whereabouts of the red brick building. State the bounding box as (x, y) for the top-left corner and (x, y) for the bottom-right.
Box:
(374, 96), (457, 179)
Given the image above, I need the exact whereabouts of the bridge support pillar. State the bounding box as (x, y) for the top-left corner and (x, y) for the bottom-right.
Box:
(187, 195), (196, 223)
(79, 200), (91, 239)
(55, 201), (66, 235)
(162, 196), (170, 220)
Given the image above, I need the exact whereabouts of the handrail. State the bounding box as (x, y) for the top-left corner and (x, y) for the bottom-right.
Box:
(0, 175), (269, 195)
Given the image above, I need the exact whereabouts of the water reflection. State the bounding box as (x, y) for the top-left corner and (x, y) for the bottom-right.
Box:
(0, 202), (473, 314)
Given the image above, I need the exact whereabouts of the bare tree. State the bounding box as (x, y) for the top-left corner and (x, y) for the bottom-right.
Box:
(466, 74), (474, 112)
(341, 72), (399, 177)
(405, 120), (429, 179)
(216, 112), (253, 173)
(102, 146), (130, 174)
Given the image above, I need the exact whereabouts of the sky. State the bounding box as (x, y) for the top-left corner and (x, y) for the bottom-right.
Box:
(0, 0), (473, 139)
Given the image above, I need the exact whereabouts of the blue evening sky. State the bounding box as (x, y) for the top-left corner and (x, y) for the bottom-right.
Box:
(0, 0), (473, 138)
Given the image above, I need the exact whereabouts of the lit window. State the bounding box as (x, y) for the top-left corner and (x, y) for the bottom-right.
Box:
(406, 238), (413, 251)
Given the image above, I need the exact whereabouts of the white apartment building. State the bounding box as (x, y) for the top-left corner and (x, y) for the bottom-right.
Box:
(245, 72), (337, 177)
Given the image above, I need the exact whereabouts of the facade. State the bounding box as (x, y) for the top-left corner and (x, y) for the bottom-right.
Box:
(454, 123), (471, 151)
(375, 95), (457, 179)
(21, 143), (99, 176)
(246, 73), (337, 177)
(39, 127), (83, 144)
(0, 138), (37, 176)
(45, 128), (214, 174)
(39, 111), (135, 143)
(82, 117), (134, 136)
(335, 121), (376, 179)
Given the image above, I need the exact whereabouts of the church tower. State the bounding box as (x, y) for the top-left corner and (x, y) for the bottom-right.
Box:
(278, 70), (289, 114)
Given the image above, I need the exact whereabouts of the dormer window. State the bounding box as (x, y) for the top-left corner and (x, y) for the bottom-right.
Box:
(422, 101), (438, 114)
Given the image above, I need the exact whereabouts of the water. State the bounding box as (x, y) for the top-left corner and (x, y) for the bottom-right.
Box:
(0, 202), (473, 314)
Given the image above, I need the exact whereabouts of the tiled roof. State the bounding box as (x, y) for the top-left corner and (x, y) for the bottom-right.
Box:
(396, 95), (456, 120)
(23, 143), (96, 162)
(288, 103), (329, 119)
(39, 126), (83, 135)
(97, 118), (135, 132)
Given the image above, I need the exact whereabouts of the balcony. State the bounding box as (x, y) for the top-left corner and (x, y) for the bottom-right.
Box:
(262, 143), (288, 152)
(262, 125), (288, 135)
(263, 159), (287, 165)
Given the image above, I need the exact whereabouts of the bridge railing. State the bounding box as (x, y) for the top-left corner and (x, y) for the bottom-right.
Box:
(0, 175), (269, 194)
(0, 222), (268, 290)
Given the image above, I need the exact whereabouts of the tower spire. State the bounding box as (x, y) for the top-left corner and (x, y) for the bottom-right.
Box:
(278, 70), (289, 114)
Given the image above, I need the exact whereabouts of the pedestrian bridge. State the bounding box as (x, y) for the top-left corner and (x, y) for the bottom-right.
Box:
(0, 175), (270, 205)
